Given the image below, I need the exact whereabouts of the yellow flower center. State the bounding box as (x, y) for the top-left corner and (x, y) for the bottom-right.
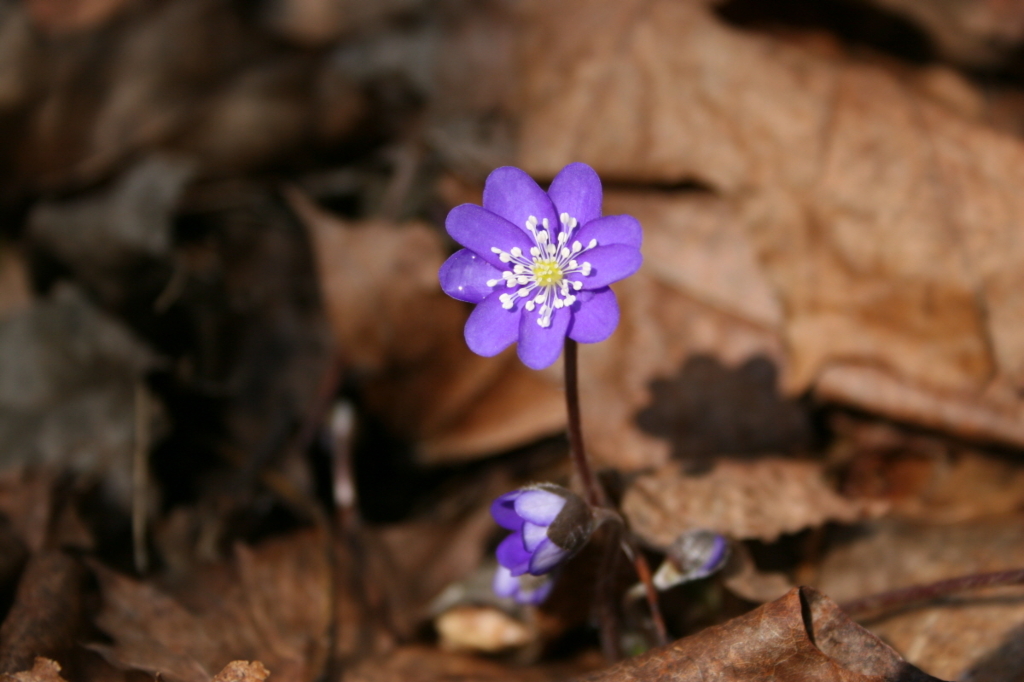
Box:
(532, 259), (563, 287)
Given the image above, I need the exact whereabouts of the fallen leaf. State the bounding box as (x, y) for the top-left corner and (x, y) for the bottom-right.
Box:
(28, 155), (193, 306)
(26, 0), (137, 34)
(346, 645), (604, 682)
(91, 528), (342, 682)
(260, 0), (424, 46)
(0, 285), (161, 509)
(291, 186), (567, 463)
(815, 516), (1024, 680)
(830, 415), (1024, 522)
(435, 606), (533, 653)
(864, 0), (1024, 64)
(517, 0), (1024, 452)
(622, 457), (874, 545)
(211, 661), (270, 682)
(0, 657), (66, 682)
(580, 587), (944, 682)
(0, 552), (87, 674)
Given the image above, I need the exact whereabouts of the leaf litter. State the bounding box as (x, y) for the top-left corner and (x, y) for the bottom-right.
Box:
(1, 0), (1024, 680)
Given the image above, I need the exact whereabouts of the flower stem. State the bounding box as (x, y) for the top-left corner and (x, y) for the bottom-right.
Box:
(563, 339), (668, 648)
(840, 568), (1024, 618)
(563, 339), (606, 508)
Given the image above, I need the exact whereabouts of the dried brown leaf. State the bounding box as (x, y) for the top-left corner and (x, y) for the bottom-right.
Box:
(346, 645), (603, 682)
(866, 0), (1024, 64)
(517, 0), (1024, 451)
(622, 458), (874, 544)
(815, 516), (1024, 680)
(261, 0), (424, 46)
(0, 552), (86, 674)
(0, 285), (161, 508)
(92, 529), (336, 682)
(831, 416), (1024, 522)
(581, 587), (944, 682)
(0, 658), (66, 682)
(292, 187), (566, 463)
(26, 0), (137, 33)
(211, 661), (270, 682)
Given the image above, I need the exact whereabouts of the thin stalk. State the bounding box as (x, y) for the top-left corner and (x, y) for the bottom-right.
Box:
(840, 568), (1024, 618)
(564, 339), (606, 508)
(563, 338), (667, 648)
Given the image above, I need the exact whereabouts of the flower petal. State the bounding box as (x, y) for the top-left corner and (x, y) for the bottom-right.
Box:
(483, 167), (558, 235)
(515, 575), (555, 605)
(522, 521), (547, 552)
(439, 249), (502, 303)
(491, 490), (525, 530)
(571, 244), (642, 290)
(492, 565), (520, 598)
(548, 162), (603, 228)
(515, 489), (566, 526)
(465, 291), (521, 357)
(446, 204), (535, 268)
(574, 214), (642, 249)
(568, 287), (619, 343)
(517, 305), (571, 370)
(496, 532), (532, 576)
(528, 538), (569, 575)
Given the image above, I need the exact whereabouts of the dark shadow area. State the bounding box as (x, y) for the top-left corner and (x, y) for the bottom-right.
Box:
(715, 0), (936, 65)
(960, 620), (1024, 682)
(635, 355), (815, 472)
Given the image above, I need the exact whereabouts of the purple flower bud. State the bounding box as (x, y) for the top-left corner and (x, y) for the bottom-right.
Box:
(490, 484), (595, 603)
(439, 163), (643, 370)
(653, 530), (730, 591)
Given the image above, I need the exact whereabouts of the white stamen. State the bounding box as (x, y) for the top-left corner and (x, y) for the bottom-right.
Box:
(489, 211), (598, 327)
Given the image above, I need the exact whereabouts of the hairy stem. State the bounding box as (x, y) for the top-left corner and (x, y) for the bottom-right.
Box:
(564, 339), (667, 648)
(840, 568), (1024, 618)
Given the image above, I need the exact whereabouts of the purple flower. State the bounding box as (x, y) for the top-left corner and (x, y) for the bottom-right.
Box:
(490, 484), (595, 604)
(652, 530), (730, 590)
(439, 163), (643, 370)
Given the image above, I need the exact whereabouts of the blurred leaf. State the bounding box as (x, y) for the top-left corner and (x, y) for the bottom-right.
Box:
(0, 285), (161, 508)
(815, 516), (1024, 680)
(517, 0), (1024, 452)
(0, 657), (66, 682)
(291, 187), (567, 462)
